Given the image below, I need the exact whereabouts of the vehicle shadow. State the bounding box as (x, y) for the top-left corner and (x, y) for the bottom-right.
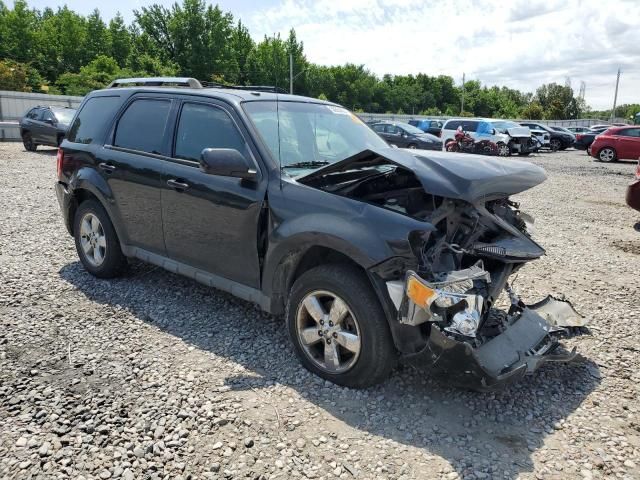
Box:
(58, 260), (600, 479)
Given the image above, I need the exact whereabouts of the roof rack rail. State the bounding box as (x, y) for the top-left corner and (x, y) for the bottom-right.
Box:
(200, 81), (286, 94)
(108, 77), (203, 88)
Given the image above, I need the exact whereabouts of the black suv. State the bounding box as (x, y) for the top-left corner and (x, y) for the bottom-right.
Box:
(20, 105), (76, 151)
(369, 121), (442, 150)
(520, 122), (575, 151)
(55, 77), (585, 390)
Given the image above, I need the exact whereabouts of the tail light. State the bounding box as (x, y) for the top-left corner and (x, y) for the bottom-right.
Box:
(575, 134), (583, 141)
(56, 148), (64, 178)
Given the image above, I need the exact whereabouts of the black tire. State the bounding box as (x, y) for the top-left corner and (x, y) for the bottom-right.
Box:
(22, 132), (37, 152)
(407, 143), (418, 149)
(286, 264), (397, 388)
(518, 152), (531, 156)
(73, 199), (128, 278)
(550, 138), (561, 152)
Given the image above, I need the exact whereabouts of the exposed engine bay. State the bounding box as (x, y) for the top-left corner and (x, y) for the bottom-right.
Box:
(300, 152), (587, 390)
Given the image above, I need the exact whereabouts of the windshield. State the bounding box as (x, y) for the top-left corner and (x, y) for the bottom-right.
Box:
(52, 108), (75, 124)
(243, 101), (388, 176)
(395, 122), (425, 135)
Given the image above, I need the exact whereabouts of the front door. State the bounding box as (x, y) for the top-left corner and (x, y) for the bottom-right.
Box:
(160, 100), (266, 288)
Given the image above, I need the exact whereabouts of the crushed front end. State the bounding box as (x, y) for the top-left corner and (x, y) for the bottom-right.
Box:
(386, 196), (587, 391)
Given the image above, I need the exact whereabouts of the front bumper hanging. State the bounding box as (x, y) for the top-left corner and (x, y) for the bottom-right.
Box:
(395, 271), (586, 391)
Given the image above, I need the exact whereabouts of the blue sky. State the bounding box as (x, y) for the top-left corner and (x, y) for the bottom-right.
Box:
(19, 0), (640, 110)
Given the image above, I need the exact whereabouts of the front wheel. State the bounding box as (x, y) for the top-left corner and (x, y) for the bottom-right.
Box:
(598, 147), (617, 163)
(286, 264), (397, 388)
(73, 200), (128, 278)
(445, 142), (459, 152)
(550, 138), (561, 152)
(496, 142), (511, 157)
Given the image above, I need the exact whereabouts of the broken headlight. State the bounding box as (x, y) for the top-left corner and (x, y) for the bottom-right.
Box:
(399, 265), (490, 338)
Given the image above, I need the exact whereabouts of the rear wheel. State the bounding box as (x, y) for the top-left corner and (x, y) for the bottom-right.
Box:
(286, 264), (396, 388)
(22, 132), (37, 152)
(73, 200), (128, 278)
(550, 138), (561, 152)
(407, 143), (417, 149)
(598, 147), (617, 163)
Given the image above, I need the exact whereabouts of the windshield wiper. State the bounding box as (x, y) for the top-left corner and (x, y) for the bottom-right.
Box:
(282, 161), (330, 169)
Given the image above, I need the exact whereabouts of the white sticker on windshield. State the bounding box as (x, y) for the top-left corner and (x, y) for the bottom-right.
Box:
(327, 106), (350, 115)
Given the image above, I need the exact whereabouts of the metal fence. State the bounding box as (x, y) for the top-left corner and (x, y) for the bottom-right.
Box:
(0, 89), (613, 141)
(0, 90), (83, 141)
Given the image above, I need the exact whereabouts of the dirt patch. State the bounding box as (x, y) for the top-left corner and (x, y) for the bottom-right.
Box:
(612, 239), (640, 255)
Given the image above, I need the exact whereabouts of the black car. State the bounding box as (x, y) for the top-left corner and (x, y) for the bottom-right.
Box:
(520, 122), (575, 151)
(20, 105), (76, 151)
(574, 129), (606, 151)
(369, 121), (442, 150)
(408, 119), (443, 137)
(55, 77), (585, 391)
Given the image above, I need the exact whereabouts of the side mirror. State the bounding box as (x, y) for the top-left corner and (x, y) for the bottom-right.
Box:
(199, 148), (257, 180)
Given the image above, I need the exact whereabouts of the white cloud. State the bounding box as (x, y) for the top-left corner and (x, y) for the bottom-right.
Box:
(245, 0), (640, 110)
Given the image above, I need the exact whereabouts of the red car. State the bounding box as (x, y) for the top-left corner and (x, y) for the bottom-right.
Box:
(590, 126), (640, 162)
(626, 160), (640, 213)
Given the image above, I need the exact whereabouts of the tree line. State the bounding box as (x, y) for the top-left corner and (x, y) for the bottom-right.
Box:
(0, 0), (636, 120)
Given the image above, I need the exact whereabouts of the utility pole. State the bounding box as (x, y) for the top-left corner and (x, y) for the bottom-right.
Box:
(289, 53), (293, 95)
(460, 73), (465, 114)
(610, 68), (621, 122)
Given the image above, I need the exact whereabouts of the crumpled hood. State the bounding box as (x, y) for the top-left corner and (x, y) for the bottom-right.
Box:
(299, 147), (547, 203)
(506, 126), (531, 138)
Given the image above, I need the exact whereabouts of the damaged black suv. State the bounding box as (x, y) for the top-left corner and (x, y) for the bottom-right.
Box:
(55, 77), (587, 390)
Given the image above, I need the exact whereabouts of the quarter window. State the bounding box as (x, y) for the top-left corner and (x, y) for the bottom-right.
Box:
(67, 96), (121, 144)
(114, 99), (171, 154)
(619, 128), (640, 137)
(174, 103), (247, 162)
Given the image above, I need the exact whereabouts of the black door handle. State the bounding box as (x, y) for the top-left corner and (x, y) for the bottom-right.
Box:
(167, 179), (190, 190)
(98, 162), (116, 173)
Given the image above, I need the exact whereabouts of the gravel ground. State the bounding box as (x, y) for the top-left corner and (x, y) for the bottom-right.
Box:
(1, 142), (639, 480)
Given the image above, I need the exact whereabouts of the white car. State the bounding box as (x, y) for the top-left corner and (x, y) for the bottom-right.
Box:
(441, 118), (534, 156)
(529, 128), (551, 149)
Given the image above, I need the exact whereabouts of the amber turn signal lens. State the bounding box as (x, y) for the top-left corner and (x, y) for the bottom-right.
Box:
(406, 276), (437, 309)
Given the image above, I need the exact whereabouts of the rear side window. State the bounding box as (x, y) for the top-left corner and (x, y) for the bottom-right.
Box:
(68, 96), (121, 144)
(445, 120), (461, 131)
(174, 103), (247, 162)
(619, 128), (640, 137)
(114, 99), (171, 154)
(25, 108), (41, 120)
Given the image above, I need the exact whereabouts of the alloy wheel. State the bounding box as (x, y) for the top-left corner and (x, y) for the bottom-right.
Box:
(598, 148), (615, 162)
(497, 143), (510, 156)
(79, 212), (107, 267)
(295, 290), (361, 374)
(550, 139), (561, 152)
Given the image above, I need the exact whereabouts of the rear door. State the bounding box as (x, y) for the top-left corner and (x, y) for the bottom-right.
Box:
(616, 128), (640, 159)
(99, 95), (174, 254)
(41, 109), (58, 145)
(160, 98), (266, 288)
(29, 108), (47, 142)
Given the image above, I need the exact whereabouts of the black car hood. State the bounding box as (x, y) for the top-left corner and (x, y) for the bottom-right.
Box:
(299, 148), (547, 203)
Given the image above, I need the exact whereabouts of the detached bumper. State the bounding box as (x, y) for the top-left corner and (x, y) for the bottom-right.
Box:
(402, 308), (581, 391)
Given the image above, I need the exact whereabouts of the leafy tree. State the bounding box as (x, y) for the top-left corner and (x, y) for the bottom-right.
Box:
(0, 58), (29, 91)
(109, 14), (131, 67)
(534, 83), (579, 119)
(85, 9), (110, 62)
(520, 102), (544, 120)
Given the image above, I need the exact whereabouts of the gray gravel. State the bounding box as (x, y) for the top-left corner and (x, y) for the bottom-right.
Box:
(1, 142), (639, 480)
